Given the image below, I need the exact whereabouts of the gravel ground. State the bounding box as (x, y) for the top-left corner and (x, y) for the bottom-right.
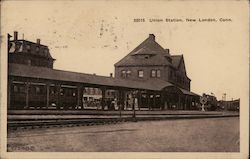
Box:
(7, 117), (239, 152)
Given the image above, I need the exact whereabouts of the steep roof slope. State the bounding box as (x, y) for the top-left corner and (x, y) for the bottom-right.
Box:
(171, 55), (191, 80)
(115, 34), (171, 67)
(171, 55), (182, 68)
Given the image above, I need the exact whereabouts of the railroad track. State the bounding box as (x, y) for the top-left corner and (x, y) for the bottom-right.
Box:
(7, 117), (135, 131)
(8, 114), (239, 131)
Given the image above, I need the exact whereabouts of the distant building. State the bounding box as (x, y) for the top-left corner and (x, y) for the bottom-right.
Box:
(115, 34), (191, 91)
(8, 31), (55, 68)
(218, 99), (240, 111)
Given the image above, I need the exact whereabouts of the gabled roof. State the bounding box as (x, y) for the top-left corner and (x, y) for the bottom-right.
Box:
(115, 34), (171, 67)
(171, 55), (182, 68)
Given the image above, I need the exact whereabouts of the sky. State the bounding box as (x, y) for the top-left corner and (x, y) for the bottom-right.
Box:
(1, 0), (249, 101)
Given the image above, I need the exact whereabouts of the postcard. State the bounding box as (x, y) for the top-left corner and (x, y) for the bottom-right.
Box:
(0, 0), (249, 159)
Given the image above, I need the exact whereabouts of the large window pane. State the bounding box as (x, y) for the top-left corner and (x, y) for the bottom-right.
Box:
(138, 70), (144, 78)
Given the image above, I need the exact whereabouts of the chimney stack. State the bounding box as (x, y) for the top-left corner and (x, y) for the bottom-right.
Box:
(14, 31), (18, 40)
(149, 34), (155, 41)
(37, 39), (40, 44)
(165, 49), (169, 54)
(110, 73), (113, 77)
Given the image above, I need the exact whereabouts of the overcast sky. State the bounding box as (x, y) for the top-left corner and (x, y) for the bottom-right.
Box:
(1, 1), (248, 101)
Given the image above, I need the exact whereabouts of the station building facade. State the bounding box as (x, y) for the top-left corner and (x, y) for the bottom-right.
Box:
(115, 34), (190, 91)
(115, 34), (198, 110)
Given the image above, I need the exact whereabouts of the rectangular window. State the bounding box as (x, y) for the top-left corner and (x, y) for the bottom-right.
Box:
(121, 70), (131, 78)
(151, 70), (156, 77)
(13, 85), (18, 93)
(138, 70), (144, 78)
(156, 70), (161, 77)
(126, 70), (131, 77)
(121, 70), (126, 78)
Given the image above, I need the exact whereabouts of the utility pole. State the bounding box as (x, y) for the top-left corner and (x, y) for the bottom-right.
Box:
(222, 93), (226, 101)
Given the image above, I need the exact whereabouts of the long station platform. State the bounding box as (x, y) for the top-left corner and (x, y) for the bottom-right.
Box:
(8, 110), (239, 120)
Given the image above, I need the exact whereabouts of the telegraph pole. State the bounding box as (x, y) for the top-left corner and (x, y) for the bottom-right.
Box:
(222, 93), (226, 101)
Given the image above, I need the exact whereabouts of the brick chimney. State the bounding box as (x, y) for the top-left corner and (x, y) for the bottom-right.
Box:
(165, 49), (169, 54)
(14, 31), (18, 40)
(149, 34), (155, 41)
(37, 39), (40, 44)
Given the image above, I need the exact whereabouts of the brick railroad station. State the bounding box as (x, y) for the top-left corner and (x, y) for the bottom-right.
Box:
(7, 31), (200, 111)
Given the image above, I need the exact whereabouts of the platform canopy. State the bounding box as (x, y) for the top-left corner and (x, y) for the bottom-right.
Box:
(9, 63), (199, 97)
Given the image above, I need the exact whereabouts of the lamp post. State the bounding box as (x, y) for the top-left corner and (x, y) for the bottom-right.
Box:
(132, 90), (138, 121)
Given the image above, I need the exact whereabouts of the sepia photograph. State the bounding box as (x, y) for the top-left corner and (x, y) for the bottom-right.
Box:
(0, 0), (249, 159)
